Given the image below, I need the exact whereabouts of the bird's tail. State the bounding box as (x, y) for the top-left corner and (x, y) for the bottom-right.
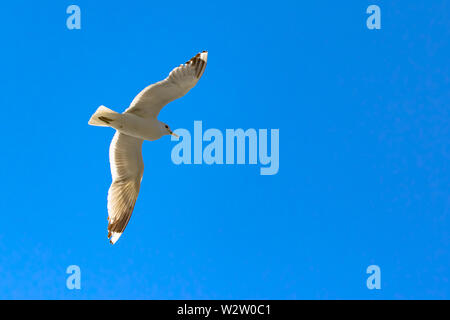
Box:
(88, 105), (120, 127)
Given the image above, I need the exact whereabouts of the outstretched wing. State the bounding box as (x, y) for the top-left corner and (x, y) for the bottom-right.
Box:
(124, 51), (208, 118)
(107, 132), (144, 244)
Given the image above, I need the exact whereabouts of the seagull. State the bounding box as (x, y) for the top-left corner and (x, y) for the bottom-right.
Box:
(88, 51), (208, 244)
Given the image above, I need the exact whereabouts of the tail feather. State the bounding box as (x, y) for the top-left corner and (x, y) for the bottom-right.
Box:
(88, 105), (120, 127)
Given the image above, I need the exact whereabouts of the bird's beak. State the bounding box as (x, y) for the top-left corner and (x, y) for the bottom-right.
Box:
(171, 132), (179, 138)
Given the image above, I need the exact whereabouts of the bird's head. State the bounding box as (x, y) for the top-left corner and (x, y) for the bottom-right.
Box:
(160, 121), (179, 138)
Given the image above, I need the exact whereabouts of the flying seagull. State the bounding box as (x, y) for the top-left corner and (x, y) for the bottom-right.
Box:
(89, 51), (208, 244)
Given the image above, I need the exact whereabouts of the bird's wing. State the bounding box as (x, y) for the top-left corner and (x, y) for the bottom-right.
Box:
(107, 132), (144, 244)
(124, 51), (208, 118)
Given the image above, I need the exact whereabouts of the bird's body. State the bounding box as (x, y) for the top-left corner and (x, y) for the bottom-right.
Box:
(100, 111), (166, 141)
(89, 51), (208, 244)
(120, 113), (165, 141)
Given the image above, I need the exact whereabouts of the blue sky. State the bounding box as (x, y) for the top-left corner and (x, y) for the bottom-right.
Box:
(0, 1), (448, 299)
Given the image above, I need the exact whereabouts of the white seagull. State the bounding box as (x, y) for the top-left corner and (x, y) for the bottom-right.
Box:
(89, 51), (208, 244)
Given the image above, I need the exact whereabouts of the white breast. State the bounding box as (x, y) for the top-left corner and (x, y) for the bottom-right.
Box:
(114, 113), (163, 141)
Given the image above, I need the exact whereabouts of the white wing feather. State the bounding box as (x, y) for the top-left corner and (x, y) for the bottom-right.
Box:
(107, 132), (144, 244)
(125, 51), (208, 118)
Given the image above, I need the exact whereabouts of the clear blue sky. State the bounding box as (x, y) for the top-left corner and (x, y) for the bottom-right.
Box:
(0, 1), (448, 299)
